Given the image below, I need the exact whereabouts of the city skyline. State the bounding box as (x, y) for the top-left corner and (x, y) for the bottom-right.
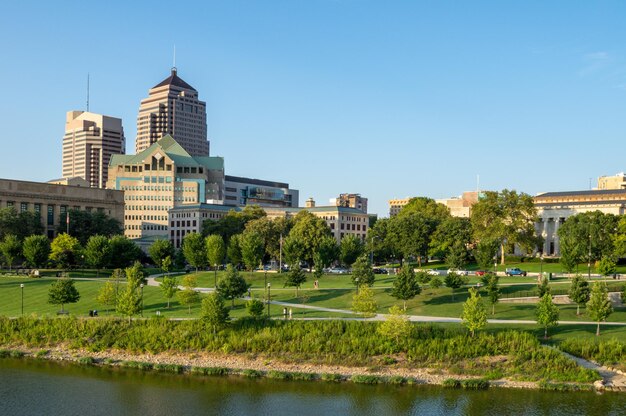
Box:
(2, 1), (626, 216)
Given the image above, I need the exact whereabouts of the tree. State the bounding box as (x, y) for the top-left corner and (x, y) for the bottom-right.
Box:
(96, 279), (117, 314)
(84, 235), (111, 276)
(284, 267), (307, 296)
(149, 239), (175, 272)
(0, 207), (43, 240)
(485, 274), (501, 315)
(471, 190), (539, 264)
(473, 239), (498, 271)
(202, 206), (266, 243)
(313, 235), (338, 278)
(116, 266), (142, 323)
(597, 256), (617, 276)
(160, 275), (179, 308)
(351, 286), (378, 317)
(568, 274), (590, 316)
(339, 234), (364, 268)
(246, 298), (265, 319)
(182, 232), (207, 272)
(177, 275), (201, 314)
(217, 264), (250, 306)
(202, 293), (230, 334)
(285, 211), (332, 268)
(429, 276), (443, 288)
(22, 235), (50, 268)
(205, 234), (226, 269)
(587, 282), (613, 336)
(227, 234), (243, 267)
(559, 234), (581, 273)
(444, 272), (467, 300)
(388, 213), (436, 266)
(377, 305), (412, 347)
(351, 255), (376, 287)
(240, 231), (264, 273)
(391, 265), (421, 310)
(49, 233), (81, 270)
(0, 234), (21, 271)
(367, 218), (398, 264)
(536, 276), (550, 298)
(108, 235), (142, 269)
(58, 209), (122, 245)
(559, 211), (619, 270)
(536, 293), (559, 339)
(429, 217), (472, 268)
(161, 256), (172, 276)
(48, 277), (80, 312)
(461, 288), (487, 337)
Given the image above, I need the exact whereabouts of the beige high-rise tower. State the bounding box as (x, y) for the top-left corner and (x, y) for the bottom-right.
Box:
(135, 68), (209, 156)
(62, 111), (125, 188)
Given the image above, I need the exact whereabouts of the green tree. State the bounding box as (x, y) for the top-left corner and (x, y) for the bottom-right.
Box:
(444, 272), (467, 300)
(339, 234), (364, 268)
(391, 265), (421, 310)
(108, 235), (142, 269)
(313, 235), (338, 278)
(160, 275), (179, 308)
(149, 239), (175, 272)
(473, 239), (499, 271)
(49, 233), (82, 270)
(485, 274), (501, 315)
(161, 256), (172, 276)
(367, 218), (398, 264)
(246, 298), (265, 319)
(351, 286), (378, 317)
(568, 274), (590, 316)
(388, 213), (436, 266)
(227, 234), (243, 267)
(284, 267), (307, 296)
(0, 234), (21, 271)
(0, 207), (44, 240)
(116, 266), (142, 323)
(537, 276), (550, 298)
(202, 206), (266, 244)
(96, 279), (117, 314)
(559, 211), (619, 270)
(597, 256), (617, 276)
(351, 254), (376, 287)
(84, 235), (111, 276)
(202, 293), (230, 334)
(48, 277), (80, 312)
(285, 211), (332, 268)
(429, 217), (472, 268)
(559, 234), (581, 273)
(22, 235), (51, 268)
(240, 230), (264, 273)
(217, 264), (250, 307)
(461, 288), (487, 337)
(205, 234), (226, 269)
(377, 305), (412, 347)
(177, 275), (201, 314)
(429, 276), (443, 288)
(58, 209), (122, 245)
(182, 232), (207, 272)
(471, 189), (539, 264)
(536, 293), (559, 339)
(587, 282), (613, 336)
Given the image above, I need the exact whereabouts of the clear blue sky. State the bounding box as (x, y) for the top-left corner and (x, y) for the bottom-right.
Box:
(1, 1), (626, 217)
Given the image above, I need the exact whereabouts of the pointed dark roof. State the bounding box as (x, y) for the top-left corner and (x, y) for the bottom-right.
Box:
(152, 68), (197, 91)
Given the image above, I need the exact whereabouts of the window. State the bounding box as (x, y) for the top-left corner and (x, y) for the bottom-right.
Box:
(47, 205), (54, 226)
(20, 202), (28, 212)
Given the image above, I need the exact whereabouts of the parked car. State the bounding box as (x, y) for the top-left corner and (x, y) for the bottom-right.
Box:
(475, 270), (487, 276)
(427, 269), (441, 276)
(505, 268), (527, 276)
(373, 268), (388, 274)
(447, 268), (468, 276)
(328, 267), (349, 274)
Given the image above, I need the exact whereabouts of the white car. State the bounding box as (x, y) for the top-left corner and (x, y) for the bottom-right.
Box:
(426, 269), (441, 276)
(447, 268), (468, 276)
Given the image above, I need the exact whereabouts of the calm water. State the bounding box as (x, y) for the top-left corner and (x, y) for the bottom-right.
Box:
(1, 359), (625, 416)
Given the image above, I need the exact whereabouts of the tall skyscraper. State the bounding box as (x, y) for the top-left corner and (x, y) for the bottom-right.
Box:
(135, 68), (209, 156)
(62, 111), (125, 188)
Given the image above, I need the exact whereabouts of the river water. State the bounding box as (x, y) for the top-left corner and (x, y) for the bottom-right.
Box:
(0, 359), (625, 416)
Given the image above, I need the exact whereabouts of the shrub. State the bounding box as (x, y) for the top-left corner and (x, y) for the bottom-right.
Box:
(292, 372), (317, 381)
(461, 379), (490, 390)
(442, 378), (461, 388)
(267, 370), (291, 380)
(242, 369), (262, 378)
(77, 356), (95, 365)
(388, 376), (407, 385)
(321, 373), (343, 382)
(350, 374), (382, 384)
(154, 363), (184, 373)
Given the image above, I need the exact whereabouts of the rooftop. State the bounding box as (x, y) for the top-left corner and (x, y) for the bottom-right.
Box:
(152, 68), (196, 91)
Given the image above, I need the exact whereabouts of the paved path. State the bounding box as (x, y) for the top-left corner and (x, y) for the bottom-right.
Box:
(547, 346), (626, 390)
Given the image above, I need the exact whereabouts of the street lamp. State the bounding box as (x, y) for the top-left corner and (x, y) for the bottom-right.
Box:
(266, 282), (271, 317)
(540, 254), (544, 280)
(264, 270), (267, 294)
(140, 283), (144, 317)
(493, 256), (497, 276)
(20, 284), (24, 316)
(355, 277), (360, 295)
(214, 263), (218, 289)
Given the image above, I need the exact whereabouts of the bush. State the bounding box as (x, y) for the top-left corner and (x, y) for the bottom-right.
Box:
(321, 373), (343, 382)
(442, 378), (461, 388)
(267, 370), (291, 380)
(77, 356), (95, 365)
(154, 363), (184, 373)
(242, 369), (262, 378)
(461, 379), (490, 390)
(350, 374), (382, 384)
(122, 361), (153, 371)
(388, 376), (407, 385)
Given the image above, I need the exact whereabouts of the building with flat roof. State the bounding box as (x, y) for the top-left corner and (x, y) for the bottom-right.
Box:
(388, 198), (411, 217)
(597, 173), (626, 190)
(107, 135), (224, 240)
(135, 68), (209, 156)
(331, 193), (368, 213)
(224, 175), (299, 208)
(62, 111), (125, 188)
(0, 178), (124, 239)
(534, 189), (626, 256)
(435, 191), (479, 218)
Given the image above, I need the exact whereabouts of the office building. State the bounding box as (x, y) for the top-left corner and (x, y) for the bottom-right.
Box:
(135, 68), (209, 156)
(435, 191), (479, 218)
(331, 193), (368, 213)
(107, 135), (224, 240)
(62, 111), (125, 188)
(224, 175), (299, 207)
(597, 173), (626, 190)
(0, 178), (124, 239)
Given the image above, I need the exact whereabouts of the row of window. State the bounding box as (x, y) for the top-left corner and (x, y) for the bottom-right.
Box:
(170, 220), (197, 228)
(125, 224), (168, 231)
(125, 215), (167, 221)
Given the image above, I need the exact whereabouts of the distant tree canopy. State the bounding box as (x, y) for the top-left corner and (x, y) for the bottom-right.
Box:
(0, 207), (44, 240)
(202, 206), (266, 244)
(57, 209), (122, 245)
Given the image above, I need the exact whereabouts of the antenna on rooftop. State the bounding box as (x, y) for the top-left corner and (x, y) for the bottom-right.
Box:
(172, 45), (177, 72)
(86, 73), (90, 112)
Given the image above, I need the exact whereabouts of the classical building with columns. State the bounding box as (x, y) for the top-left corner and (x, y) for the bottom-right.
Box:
(534, 189), (626, 256)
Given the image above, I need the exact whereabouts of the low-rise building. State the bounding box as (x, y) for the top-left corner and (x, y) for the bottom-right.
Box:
(331, 193), (368, 213)
(388, 197), (411, 217)
(435, 191), (479, 218)
(0, 178), (124, 239)
(597, 173), (626, 190)
(224, 175), (298, 208)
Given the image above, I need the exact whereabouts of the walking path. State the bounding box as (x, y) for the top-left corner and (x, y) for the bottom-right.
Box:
(547, 346), (626, 390)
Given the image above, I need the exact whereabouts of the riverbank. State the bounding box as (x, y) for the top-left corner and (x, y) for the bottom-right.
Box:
(1, 343), (613, 392)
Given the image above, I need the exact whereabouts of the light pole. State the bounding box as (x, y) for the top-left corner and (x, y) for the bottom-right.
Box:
(279, 234), (283, 273)
(140, 283), (144, 317)
(214, 263), (218, 289)
(587, 232), (592, 279)
(266, 283), (271, 317)
(540, 254), (544, 280)
(355, 278), (360, 295)
(264, 270), (267, 294)
(20, 284), (24, 316)
(493, 256), (497, 276)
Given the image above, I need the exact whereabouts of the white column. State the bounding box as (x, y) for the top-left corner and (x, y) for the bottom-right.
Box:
(554, 218), (561, 256)
(542, 218), (550, 254)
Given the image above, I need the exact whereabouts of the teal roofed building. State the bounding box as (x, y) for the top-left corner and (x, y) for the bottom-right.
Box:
(107, 135), (224, 241)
